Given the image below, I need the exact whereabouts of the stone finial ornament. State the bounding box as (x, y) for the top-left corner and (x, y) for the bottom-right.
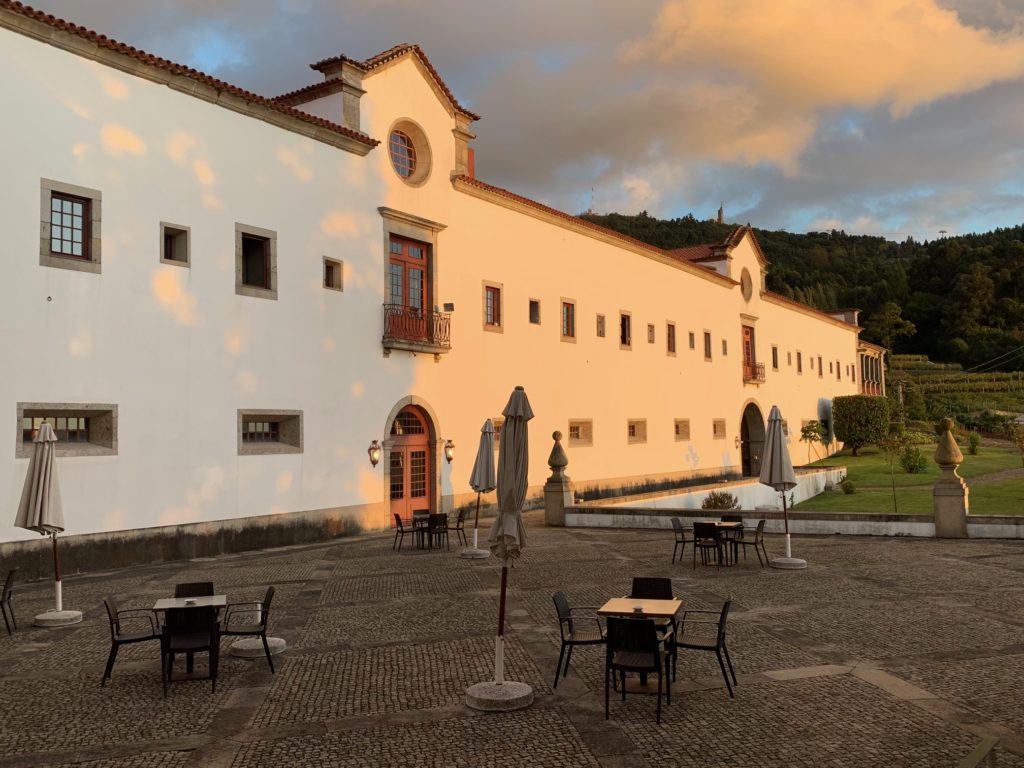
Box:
(546, 431), (569, 483)
(934, 417), (964, 468)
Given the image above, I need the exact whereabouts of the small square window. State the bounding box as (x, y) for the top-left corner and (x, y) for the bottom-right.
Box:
(596, 314), (606, 338)
(667, 323), (676, 355)
(837, 359), (841, 381)
(788, 351), (793, 366)
(243, 235), (269, 288)
(722, 338), (728, 356)
(818, 355), (824, 378)
(568, 419), (593, 446)
(771, 346), (779, 370)
(647, 324), (655, 344)
(704, 332), (712, 360)
(797, 352), (803, 373)
(713, 419), (727, 439)
(627, 419), (647, 444)
(529, 299), (541, 324)
(674, 418), (690, 441)
(561, 300), (576, 340)
(236, 224), (277, 299)
(689, 332), (696, 350)
(160, 223), (190, 266)
(324, 257), (343, 291)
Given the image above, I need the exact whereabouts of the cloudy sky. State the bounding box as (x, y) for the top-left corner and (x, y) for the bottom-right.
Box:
(25, 0), (1024, 239)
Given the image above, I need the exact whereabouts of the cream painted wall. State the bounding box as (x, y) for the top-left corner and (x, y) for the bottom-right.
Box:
(0, 29), (862, 545)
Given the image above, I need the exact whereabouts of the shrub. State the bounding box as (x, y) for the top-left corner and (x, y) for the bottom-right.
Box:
(899, 445), (928, 474)
(833, 395), (890, 456)
(905, 430), (938, 446)
(840, 479), (856, 495)
(967, 431), (981, 455)
(701, 490), (740, 510)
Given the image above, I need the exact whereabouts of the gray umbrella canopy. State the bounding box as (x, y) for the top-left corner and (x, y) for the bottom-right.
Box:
(15, 422), (64, 535)
(488, 387), (533, 560)
(759, 406), (797, 492)
(469, 419), (497, 494)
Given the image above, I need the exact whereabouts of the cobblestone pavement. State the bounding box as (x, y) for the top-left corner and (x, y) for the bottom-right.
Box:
(2, 514), (1024, 767)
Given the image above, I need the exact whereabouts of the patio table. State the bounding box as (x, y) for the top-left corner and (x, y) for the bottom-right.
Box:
(598, 597), (682, 693)
(153, 595), (227, 611)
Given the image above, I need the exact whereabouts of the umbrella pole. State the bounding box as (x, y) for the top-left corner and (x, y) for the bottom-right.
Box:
(473, 492), (481, 551)
(495, 561), (508, 684)
(782, 491), (792, 560)
(52, 532), (63, 612)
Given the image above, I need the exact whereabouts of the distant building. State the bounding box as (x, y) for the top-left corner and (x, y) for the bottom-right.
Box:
(0, 3), (881, 559)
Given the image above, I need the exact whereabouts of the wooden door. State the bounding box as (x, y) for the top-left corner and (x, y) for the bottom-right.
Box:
(389, 407), (431, 523)
(388, 236), (429, 341)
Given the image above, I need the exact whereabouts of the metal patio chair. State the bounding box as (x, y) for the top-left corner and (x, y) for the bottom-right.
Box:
(552, 591), (605, 687)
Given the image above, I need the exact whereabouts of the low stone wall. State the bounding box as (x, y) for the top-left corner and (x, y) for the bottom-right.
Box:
(0, 503), (373, 582)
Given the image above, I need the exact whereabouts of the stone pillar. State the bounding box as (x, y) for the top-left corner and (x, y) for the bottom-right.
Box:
(544, 431), (573, 527)
(933, 417), (969, 538)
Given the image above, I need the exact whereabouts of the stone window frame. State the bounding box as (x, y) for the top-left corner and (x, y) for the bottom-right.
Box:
(627, 419), (648, 444)
(666, 322), (677, 356)
(771, 345), (779, 370)
(491, 416), (504, 452)
(688, 331), (696, 350)
(160, 222), (191, 267)
(619, 311), (632, 351)
(712, 419), (727, 440)
(596, 314), (606, 338)
(235, 223), (278, 300)
(40, 179), (102, 274)
(568, 419), (593, 447)
(560, 298), (577, 343)
(818, 355), (824, 378)
(16, 402), (117, 458)
(529, 299), (541, 325)
(722, 338), (728, 356)
(703, 331), (713, 361)
(482, 280), (503, 332)
(237, 409), (303, 455)
(387, 119), (432, 187)
(323, 256), (344, 291)
(647, 324), (656, 344)
(674, 418), (690, 442)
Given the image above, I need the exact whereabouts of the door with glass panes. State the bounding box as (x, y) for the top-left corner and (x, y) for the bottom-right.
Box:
(388, 235), (429, 341)
(388, 407), (431, 523)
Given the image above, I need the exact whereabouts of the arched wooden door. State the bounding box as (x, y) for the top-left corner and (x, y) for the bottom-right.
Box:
(389, 406), (432, 523)
(740, 403), (766, 477)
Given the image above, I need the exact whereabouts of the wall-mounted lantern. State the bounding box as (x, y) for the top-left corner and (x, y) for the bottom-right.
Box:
(368, 439), (381, 467)
(443, 438), (455, 464)
(734, 436), (741, 449)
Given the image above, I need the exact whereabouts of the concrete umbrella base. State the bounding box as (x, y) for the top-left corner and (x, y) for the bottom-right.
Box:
(460, 529), (490, 559)
(465, 681), (534, 711)
(770, 557), (808, 570)
(229, 637), (287, 658)
(33, 609), (83, 627)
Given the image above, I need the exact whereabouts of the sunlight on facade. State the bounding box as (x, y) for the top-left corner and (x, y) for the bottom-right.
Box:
(351, 381), (365, 399)
(151, 270), (199, 327)
(71, 142), (90, 159)
(165, 132), (197, 165)
(223, 328), (247, 356)
(276, 146), (314, 182)
(275, 470), (294, 494)
(320, 211), (360, 238)
(322, 337), (336, 353)
(235, 371), (259, 392)
(193, 158), (216, 187)
(101, 508), (126, 531)
(63, 101), (91, 120)
(98, 73), (129, 100)
(100, 123), (146, 156)
(68, 330), (92, 358)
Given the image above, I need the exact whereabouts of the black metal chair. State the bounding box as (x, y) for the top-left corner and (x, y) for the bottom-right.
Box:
(670, 518), (693, 564)
(605, 617), (672, 723)
(100, 596), (160, 687)
(693, 522), (725, 569)
(1, 568), (17, 635)
(552, 591), (605, 688)
(671, 599), (737, 697)
(721, 514), (744, 562)
(173, 582), (215, 673)
(412, 509), (430, 549)
(220, 586), (276, 673)
(162, 603), (220, 697)
(451, 508), (469, 547)
(427, 513), (450, 551)
(630, 576), (677, 664)
(738, 519), (769, 568)
(393, 513), (410, 551)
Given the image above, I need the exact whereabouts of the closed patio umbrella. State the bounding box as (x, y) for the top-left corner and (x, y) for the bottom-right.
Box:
(14, 422), (82, 625)
(759, 405), (806, 570)
(466, 386), (534, 712)
(462, 419), (496, 559)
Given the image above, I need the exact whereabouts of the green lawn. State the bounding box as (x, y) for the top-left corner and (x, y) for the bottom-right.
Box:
(794, 445), (1024, 515)
(804, 445), (1021, 488)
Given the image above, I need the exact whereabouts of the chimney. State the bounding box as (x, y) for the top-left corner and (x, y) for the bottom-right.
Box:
(313, 58), (366, 133)
(453, 114), (476, 178)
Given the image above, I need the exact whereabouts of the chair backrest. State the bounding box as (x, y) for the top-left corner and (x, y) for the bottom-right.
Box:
(754, 519), (766, 540)
(394, 513), (405, 531)
(174, 581), (214, 598)
(606, 617), (659, 666)
(165, 605), (218, 634)
(630, 577), (673, 600)
(670, 517), (686, 533)
(261, 586), (275, 627)
(720, 514), (743, 523)
(2, 568), (16, 600)
(552, 591), (573, 636)
(455, 508), (468, 525)
(428, 513), (447, 530)
(715, 599), (733, 645)
(103, 596), (120, 639)
(693, 521), (720, 541)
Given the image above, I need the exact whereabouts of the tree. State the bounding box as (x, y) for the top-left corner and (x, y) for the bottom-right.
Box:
(863, 302), (916, 351)
(799, 420), (826, 464)
(1008, 422), (1024, 470)
(832, 395), (890, 456)
(877, 426), (910, 513)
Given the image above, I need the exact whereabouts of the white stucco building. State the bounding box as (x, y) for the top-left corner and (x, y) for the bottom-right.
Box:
(0, 4), (881, 569)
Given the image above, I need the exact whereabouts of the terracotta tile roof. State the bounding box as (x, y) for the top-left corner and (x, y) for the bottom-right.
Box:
(453, 175), (738, 284)
(309, 44), (480, 121)
(667, 225), (770, 267)
(668, 243), (720, 262)
(0, 0), (378, 148)
(273, 79), (345, 106)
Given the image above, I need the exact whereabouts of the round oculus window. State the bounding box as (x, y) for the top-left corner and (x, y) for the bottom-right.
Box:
(389, 130), (416, 178)
(741, 268), (753, 301)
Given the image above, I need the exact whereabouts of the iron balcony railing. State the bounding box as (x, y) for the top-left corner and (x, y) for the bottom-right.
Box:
(382, 304), (452, 350)
(743, 362), (766, 383)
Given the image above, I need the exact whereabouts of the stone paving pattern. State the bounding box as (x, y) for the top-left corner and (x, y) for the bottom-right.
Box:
(1, 513), (1023, 767)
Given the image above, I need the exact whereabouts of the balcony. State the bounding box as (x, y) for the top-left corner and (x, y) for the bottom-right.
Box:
(382, 304), (452, 356)
(743, 361), (766, 384)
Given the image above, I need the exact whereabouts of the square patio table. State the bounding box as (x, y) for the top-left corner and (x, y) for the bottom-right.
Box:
(153, 595), (227, 611)
(598, 597), (682, 694)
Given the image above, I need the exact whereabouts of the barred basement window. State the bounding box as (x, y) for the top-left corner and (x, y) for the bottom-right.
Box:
(674, 419), (690, 441)
(238, 410), (302, 455)
(22, 416), (90, 444)
(16, 403), (117, 458)
(242, 421), (280, 442)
